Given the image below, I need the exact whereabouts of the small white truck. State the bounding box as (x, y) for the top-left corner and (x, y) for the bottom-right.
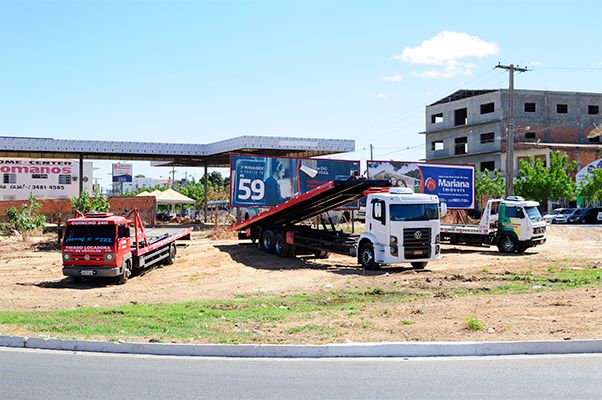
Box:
(440, 196), (547, 253)
(231, 179), (444, 270)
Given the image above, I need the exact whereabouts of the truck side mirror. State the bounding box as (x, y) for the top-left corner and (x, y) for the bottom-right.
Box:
(440, 202), (447, 218)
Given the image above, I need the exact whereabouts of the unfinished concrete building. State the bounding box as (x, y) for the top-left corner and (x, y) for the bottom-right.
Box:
(422, 89), (602, 176)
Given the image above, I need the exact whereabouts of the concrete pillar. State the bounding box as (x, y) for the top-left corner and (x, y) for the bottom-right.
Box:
(203, 162), (208, 223)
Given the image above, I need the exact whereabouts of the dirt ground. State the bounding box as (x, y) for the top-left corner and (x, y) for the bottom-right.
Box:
(0, 225), (600, 342)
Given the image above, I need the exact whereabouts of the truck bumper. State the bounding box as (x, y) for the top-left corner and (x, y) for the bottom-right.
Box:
(62, 266), (123, 278)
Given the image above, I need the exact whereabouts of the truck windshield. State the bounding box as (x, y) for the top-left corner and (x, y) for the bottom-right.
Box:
(524, 206), (543, 222)
(64, 225), (116, 246)
(389, 204), (439, 221)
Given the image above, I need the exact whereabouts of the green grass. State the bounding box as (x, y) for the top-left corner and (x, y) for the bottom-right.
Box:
(465, 316), (485, 331)
(399, 320), (415, 325)
(0, 268), (599, 344)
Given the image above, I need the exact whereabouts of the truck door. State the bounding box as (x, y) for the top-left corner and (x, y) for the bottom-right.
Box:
(369, 198), (388, 254)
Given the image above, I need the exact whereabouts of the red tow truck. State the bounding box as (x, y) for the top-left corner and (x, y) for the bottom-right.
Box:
(61, 210), (192, 284)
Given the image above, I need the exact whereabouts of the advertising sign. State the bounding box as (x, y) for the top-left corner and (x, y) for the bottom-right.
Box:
(112, 163), (133, 183)
(576, 158), (602, 188)
(0, 158), (93, 201)
(367, 160), (475, 209)
(230, 155), (360, 208)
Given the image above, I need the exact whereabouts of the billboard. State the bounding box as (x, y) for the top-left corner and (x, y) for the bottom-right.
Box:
(0, 158), (93, 201)
(230, 154), (360, 208)
(112, 163), (133, 183)
(367, 160), (475, 209)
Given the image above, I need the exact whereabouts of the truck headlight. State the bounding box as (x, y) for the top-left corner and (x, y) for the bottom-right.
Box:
(104, 252), (115, 262)
(435, 234), (440, 244)
(63, 253), (71, 261)
(390, 235), (398, 245)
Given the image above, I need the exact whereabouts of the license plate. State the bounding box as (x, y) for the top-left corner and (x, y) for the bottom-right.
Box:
(413, 250), (423, 255)
(80, 270), (94, 276)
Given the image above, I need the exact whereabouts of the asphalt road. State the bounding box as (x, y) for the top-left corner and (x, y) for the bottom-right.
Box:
(1, 348), (601, 400)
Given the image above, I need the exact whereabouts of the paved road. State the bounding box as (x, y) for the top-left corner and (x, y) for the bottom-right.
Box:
(1, 348), (601, 399)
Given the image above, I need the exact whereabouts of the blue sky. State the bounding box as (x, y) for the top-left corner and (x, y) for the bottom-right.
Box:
(1, 0), (601, 188)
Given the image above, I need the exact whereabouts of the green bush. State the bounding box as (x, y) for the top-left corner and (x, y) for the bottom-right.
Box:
(70, 190), (110, 214)
(4, 194), (46, 237)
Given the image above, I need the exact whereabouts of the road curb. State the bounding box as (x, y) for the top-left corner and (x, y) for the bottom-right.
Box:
(1, 335), (601, 358)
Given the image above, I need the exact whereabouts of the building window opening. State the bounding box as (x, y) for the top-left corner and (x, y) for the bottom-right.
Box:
(588, 135), (600, 143)
(556, 104), (568, 114)
(454, 137), (467, 155)
(59, 175), (72, 185)
(480, 132), (495, 144)
(431, 140), (444, 151)
(524, 102), (536, 112)
(32, 174), (48, 179)
(431, 113), (443, 124)
(454, 108), (467, 126)
(524, 131), (536, 140)
(3, 173), (17, 184)
(588, 105), (599, 115)
(480, 102), (495, 114)
(480, 161), (495, 172)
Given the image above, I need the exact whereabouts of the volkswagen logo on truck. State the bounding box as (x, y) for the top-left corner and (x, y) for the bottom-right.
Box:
(414, 231), (422, 240)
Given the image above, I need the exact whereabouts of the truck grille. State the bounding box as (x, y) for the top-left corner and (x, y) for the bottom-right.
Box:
(71, 255), (104, 261)
(403, 228), (432, 259)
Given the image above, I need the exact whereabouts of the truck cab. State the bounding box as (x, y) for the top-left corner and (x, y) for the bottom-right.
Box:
(357, 187), (442, 269)
(62, 213), (133, 283)
(495, 197), (547, 252)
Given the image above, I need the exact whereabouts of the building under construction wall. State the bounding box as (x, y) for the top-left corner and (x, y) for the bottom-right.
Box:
(422, 89), (602, 175)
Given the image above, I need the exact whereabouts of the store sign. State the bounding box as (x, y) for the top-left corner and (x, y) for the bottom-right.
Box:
(112, 163), (133, 183)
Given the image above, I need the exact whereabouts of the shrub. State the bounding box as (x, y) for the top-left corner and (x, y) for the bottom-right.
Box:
(4, 194), (46, 238)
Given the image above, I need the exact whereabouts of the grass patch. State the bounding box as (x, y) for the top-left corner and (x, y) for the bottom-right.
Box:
(465, 316), (485, 331)
(1, 268), (598, 344)
(399, 320), (415, 325)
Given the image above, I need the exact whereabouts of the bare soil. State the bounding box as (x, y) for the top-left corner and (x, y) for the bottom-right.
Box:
(1, 225), (600, 342)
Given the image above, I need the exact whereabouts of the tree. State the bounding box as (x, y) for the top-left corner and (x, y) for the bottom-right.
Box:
(514, 151), (577, 208)
(476, 169), (505, 199)
(577, 168), (602, 203)
(4, 194), (46, 237)
(70, 190), (110, 214)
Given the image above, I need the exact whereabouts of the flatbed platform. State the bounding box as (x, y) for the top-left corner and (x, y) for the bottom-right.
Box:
(230, 179), (391, 232)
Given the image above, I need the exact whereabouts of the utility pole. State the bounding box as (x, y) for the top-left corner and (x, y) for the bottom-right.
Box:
(171, 166), (176, 188)
(496, 63), (528, 197)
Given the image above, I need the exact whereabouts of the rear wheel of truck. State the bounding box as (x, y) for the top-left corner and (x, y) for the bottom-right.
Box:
(260, 230), (276, 253)
(411, 262), (428, 269)
(274, 234), (293, 257)
(165, 244), (177, 265)
(359, 242), (377, 270)
(497, 235), (517, 253)
(313, 250), (330, 259)
(117, 259), (132, 285)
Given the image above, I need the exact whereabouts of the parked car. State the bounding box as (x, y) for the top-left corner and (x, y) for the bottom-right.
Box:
(551, 208), (577, 224)
(567, 207), (602, 224)
(543, 208), (569, 223)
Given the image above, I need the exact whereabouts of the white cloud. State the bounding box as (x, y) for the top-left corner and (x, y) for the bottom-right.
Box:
(394, 31), (499, 79)
(529, 61), (544, 66)
(376, 93), (388, 98)
(381, 74), (403, 82)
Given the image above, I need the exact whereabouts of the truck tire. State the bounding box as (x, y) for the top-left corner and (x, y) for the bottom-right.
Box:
(359, 242), (377, 270)
(117, 259), (132, 285)
(274, 234), (293, 257)
(497, 235), (517, 253)
(260, 230), (276, 253)
(313, 250), (330, 259)
(165, 244), (177, 265)
(411, 262), (428, 269)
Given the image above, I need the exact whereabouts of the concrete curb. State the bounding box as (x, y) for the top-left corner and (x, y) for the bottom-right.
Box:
(1, 335), (601, 358)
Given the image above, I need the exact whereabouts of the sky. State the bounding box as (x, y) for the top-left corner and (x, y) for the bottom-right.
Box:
(1, 0), (601, 189)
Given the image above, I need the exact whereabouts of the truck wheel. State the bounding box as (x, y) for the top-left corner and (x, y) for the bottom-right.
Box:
(165, 244), (177, 265)
(274, 234), (292, 257)
(359, 242), (377, 270)
(117, 260), (132, 285)
(260, 230), (276, 253)
(313, 250), (330, 259)
(411, 262), (428, 269)
(497, 235), (517, 253)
